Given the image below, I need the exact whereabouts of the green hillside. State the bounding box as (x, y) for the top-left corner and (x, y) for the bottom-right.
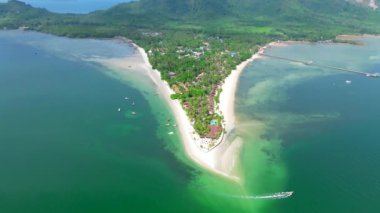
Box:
(1, 0), (380, 139)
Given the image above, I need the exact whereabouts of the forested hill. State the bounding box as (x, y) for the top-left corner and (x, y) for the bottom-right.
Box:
(1, 0), (380, 138)
(101, 0), (377, 19)
(95, 0), (380, 33)
(2, 0), (380, 38)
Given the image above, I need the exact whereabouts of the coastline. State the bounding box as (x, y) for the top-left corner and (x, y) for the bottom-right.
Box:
(93, 40), (275, 181)
(337, 34), (380, 39)
(135, 45), (243, 181)
(219, 47), (265, 134)
(2, 28), (380, 212)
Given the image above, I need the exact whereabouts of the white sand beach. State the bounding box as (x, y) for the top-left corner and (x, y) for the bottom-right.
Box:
(93, 41), (270, 181)
(219, 47), (265, 134)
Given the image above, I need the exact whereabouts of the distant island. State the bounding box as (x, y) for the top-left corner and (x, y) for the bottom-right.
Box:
(1, 0), (380, 163)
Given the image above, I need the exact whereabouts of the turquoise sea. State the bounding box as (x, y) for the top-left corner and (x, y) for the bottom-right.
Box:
(236, 38), (380, 212)
(0, 31), (196, 212)
(1, 30), (380, 212)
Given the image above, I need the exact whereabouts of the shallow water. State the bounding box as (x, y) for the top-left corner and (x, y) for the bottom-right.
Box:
(2, 30), (379, 212)
(236, 38), (380, 212)
(0, 31), (262, 213)
(0, 31), (194, 213)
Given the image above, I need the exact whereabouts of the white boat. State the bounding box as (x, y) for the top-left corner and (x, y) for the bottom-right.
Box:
(124, 96), (129, 100)
(366, 73), (380, 78)
(229, 191), (294, 200)
(168, 132), (174, 135)
(304, 60), (313, 65)
(345, 80), (352, 84)
(253, 191), (294, 199)
(118, 108), (121, 112)
(132, 112), (136, 115)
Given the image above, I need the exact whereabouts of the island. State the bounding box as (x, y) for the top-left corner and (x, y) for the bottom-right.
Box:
(2, 0), (380, 178)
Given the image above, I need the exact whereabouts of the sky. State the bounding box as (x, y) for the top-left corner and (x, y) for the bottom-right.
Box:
(0, 0), (132, 13)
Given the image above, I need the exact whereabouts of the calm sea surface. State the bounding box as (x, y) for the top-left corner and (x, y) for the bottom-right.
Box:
(1, 30), (380, 212)
(0, 30), (264, 213)
(0, 31), (197, 213)
(236, 38), (380, 212)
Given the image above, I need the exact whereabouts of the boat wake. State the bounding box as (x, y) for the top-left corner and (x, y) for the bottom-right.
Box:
(200, 185), (294, 200)
(228, 191), (294, 200)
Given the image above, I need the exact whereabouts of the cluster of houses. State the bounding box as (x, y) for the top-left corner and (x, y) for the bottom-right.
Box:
(175, 42), (210, 59)
(147, 38), (228, 151)
(141, 31), (162, 37)
(195, 119), (224, 152)
(208, 84), (220, 115)
(207, 120), (223, 140)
